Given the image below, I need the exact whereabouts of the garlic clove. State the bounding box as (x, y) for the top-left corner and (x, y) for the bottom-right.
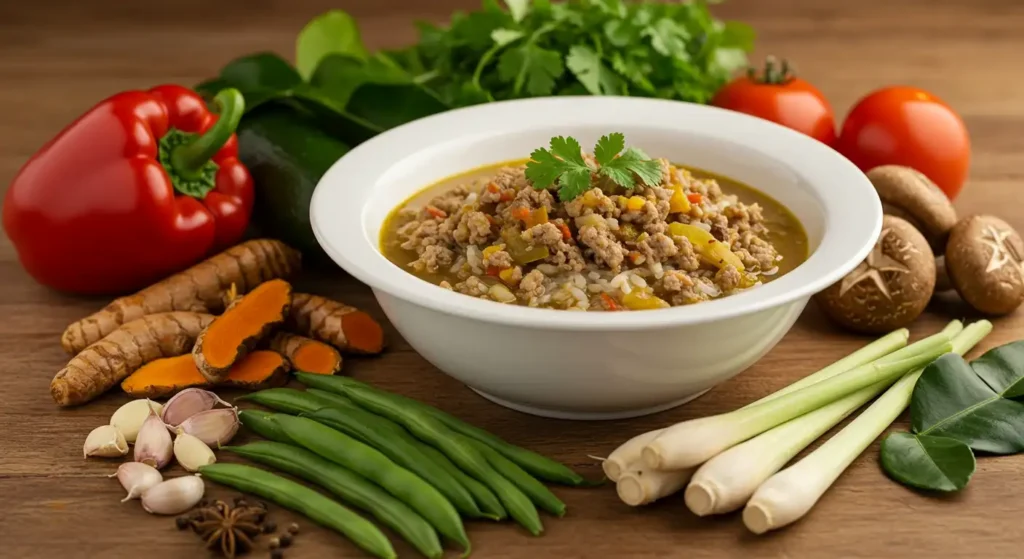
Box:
(134, 406), (173, 469)
(177, 407), (240, 448)
(161, 388), (229, 427)
(84, 425), (129, 458)
(110, 399), (163, 443)
(110, 462), (163, 502)
(173, 431), (216, 472)
(141, 475), (205, 515)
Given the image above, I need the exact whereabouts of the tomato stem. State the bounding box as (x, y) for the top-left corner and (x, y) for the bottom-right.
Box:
(746, 56), (795, 85)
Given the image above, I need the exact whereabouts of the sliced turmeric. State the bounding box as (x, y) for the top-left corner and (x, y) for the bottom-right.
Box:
(221, 350), (291, 390)
(120, 355), (208, 398)
(192, 279), (293, 382)
(287, 293), (385, 355)
(51, 312), (214, 407)
(61, 239), (301, 356)
(269, 332), (343, 375)
(121, 350), (291, 398)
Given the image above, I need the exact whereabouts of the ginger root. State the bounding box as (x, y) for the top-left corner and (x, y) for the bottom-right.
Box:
(287, 293), (384, 354)
(193, 279), (292, 382)
(269, 332), (343, 375)
(61, 239), (301, 356)
(52, 312), (214, 407)
(122, 351), (290, 398)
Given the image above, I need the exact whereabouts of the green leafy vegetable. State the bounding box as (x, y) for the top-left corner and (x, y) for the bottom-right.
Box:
(296, 10), (369, 80)
(200, 1), (752, 138)
(526, 133), (661, 201)
(879, 341), (1024, 492)
(880, 432), (975, 492)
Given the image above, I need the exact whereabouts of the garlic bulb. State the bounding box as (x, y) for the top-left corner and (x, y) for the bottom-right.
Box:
(173, 431), (216, 472)
(134, 407), (173, 469)
(110, 462), (163, 502)
(141, 475), (205, 515)
(110, 399), (162, 443)
(162, 388), (228, 427)
(176, 407), (240, 447)
(84, 425), (128, 458)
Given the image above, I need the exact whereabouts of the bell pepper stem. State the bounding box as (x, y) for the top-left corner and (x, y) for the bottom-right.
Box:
(170, 88), (245, 178)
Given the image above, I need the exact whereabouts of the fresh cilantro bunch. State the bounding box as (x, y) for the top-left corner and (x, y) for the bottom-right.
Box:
(526, 133), (663, 201)
(409, 0), (754, 107)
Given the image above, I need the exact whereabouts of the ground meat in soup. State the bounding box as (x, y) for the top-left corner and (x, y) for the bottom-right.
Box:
(381, 158), (807, 311)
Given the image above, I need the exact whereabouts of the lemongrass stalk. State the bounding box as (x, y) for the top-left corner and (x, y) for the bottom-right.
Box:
(642, 330), (955, 470)
(743, 320), (992, 535)
(687, 321), (963, 516)
(603, 329), (910, 482)
(617, 467), (694, 506)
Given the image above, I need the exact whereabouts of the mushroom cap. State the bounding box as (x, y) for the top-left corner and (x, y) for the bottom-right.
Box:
(867, 165), (957, 251)
(946, 214), (1024, 315)
(815, 215), (936, 334)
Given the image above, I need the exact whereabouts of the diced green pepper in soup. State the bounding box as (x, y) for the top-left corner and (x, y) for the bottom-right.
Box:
(380, 157), (807, 312)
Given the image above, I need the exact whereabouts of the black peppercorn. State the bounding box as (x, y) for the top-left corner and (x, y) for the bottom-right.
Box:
(287, 523), (299, 535)
(198, 499), (209, 508)
(270, 550), (284, 559)
(262, 521), (277, 534)
(279, 534), (292, 548)
(175, 516), (191, 530)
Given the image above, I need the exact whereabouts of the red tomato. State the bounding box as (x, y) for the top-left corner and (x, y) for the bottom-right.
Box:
(836, 86), (970, 200)
(712, 57), (836, 145)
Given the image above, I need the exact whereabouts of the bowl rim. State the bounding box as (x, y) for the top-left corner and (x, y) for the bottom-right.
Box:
(310, 96), (881, 331)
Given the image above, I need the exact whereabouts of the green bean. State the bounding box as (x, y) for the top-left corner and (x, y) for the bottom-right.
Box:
(295, 373), (585, 486)
(301, 405), (483, 519)
(305, 388), (508, 520)
(225, 441), (442, 559)
(238, 387), (333, 415)
(198, 463), (396, 559)
(464, 437), (566, 516)
(410, 437), (507, 520)
(238, 409), (291, 442)
(328, 383), (543, 536)
(272, 414), (471, 552)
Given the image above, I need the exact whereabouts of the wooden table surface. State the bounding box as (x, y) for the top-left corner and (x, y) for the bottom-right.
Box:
(3, 0), (1023, 557)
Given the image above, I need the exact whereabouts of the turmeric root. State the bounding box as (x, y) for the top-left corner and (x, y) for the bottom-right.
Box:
(221, 350), (291, 390)
(192, 279), (292, 382)
(121, 351), (291, 398)
(51, 312), (214, 407)
(287, 293), (385, 354)
(269, 332), (343, 375)
(120, 355), (207, 398)
(61, 239), (301, 355)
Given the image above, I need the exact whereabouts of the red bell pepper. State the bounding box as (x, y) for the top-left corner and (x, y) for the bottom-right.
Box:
(3, 85), (254, 294)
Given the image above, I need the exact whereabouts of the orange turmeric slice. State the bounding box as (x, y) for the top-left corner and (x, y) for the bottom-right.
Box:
(121, 355), (208, 398)
(269, 332), (343, 375)
(287, 293), (385, 355)
(193, 279), (293, 382)
(220, 350), (291, 390)
(61, 239), (301, 356)
(51, 312), (215, 407)
(122, 350), (291, 398)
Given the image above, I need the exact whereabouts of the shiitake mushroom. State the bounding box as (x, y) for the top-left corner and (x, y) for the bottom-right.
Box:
(815, 215), (936, 334)
(945, 214), (1024, 315)
(866, 165), (957, 252)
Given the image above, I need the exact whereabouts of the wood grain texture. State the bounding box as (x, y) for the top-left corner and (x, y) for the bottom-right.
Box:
(2, 0), (1023, 557)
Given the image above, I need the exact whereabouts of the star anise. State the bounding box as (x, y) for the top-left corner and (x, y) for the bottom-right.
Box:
(190, 500), (264, 558)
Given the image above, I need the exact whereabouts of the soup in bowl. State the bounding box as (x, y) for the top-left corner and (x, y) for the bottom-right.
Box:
(310, 97), (880, 419)
(381, 157), (808, 311)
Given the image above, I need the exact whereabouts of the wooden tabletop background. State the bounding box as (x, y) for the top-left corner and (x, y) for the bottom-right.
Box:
(3, 0), (1023, 557)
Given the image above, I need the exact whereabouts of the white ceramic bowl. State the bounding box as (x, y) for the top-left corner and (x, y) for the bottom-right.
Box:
(310, 97), (881, 420)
